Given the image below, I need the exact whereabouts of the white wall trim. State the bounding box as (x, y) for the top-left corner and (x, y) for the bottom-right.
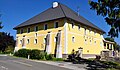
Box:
(64, 20), (68, 54)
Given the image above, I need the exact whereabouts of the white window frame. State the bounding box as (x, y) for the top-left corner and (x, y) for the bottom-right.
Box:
(27, 39), (30, 44)
(89, 28), (92, 34)
(35, 33), (37, 37)
(94, 30), (96, 35)
(20, 40), (22, 44)
(85, 39), (87, 44)
(34, 39), (38, 44)
(72, 36), (75, 43)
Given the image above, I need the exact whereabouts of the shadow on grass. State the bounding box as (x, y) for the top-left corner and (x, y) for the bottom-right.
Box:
(64, 57), (120, 70)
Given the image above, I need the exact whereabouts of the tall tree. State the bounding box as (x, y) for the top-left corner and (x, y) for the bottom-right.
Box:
(0, 32), (15, 53)
(89, 0), (120, 38)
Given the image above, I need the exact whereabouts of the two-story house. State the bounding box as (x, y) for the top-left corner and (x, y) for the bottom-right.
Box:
(14, 2), (111, 58)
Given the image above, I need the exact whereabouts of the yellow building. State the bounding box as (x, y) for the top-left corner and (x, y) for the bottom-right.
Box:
(14, 2), (112, 58)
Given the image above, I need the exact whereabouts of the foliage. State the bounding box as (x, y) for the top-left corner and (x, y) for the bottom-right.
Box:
(30, 49), (44, 60)
(14, 49), (54, 60)
(105, 37), (115, 42)
(0, 32), (15, 53)
(14, 49), (31, 58)
(45, 53), (53, 60)
(89, 0), (120, 38)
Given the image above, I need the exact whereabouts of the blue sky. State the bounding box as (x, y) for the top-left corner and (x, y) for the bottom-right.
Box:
(0, 0), (119, 44)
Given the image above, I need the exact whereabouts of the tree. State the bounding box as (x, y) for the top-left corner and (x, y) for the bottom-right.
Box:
(0, 32), (15, 53)
(89, 0), (120, 38)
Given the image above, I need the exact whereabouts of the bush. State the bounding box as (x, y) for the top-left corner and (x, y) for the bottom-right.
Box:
(45, 54), (53, 60)
(14, 49), (54, 60)
(30, 49), (45, 60)
(14, 49), (31, 58)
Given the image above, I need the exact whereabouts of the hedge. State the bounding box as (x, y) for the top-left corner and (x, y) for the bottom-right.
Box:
(14, 49), (53, 60)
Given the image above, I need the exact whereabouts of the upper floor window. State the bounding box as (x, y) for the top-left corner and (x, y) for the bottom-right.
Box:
(44, 24), (47, 30)
(35, 33), (37, 37)
(34, 39), (38, 44)
(72, 22), (74, 28)
(27, 39), (30, 44)
(20, 40), (22, 44)
(94, 30), (96, 35)
(84, 28), (87, 35)
(78, 24), (80, 30)
(89, 28), (92, 34)
(35, 26), (38, 32)
(20, 29), (23, 34)
(27, 28), (30, 33)
(72, 36), (75, 43)
(54, 22), (58, 28)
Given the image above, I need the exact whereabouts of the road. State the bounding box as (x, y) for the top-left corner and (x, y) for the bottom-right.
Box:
(0, 55), (71, 70)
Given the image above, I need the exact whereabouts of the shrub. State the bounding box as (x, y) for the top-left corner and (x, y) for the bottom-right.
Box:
(14, 49), (54, 60)
(45, 54), (53, 60)
(30, 49), (45, 60)
(14, 49), (31, 58)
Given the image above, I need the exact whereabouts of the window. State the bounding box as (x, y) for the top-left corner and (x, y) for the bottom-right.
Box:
(100, 42), (102, 47)
(34, 39), (37, 44)
(89, 28), (92, 34)
(54, 22), (58, 28)
(94, 41), (96, 44)
(35, 26), (38, 32)
(94, 30), (96, 35)
(20, 29), (23, 34)
(78, 24), (80, 30)
(27, 28), (30, 33)
(44, 38), (46, 44)
(90, 40), (92, 44)
(27, 39), (30, 44)
(85, 39), (87, 44)
(72, 22), (74, 28)
(44, 24), (47, 30)
(35, 33), (37, 37)
(72, 37), (75, 43)
(84, 28), (86, 35)
(54, 36), (58, 42)
(20, 40), (22, 44)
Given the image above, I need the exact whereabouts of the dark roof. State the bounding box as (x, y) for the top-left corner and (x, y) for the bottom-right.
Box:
(13, 3), (105, 33)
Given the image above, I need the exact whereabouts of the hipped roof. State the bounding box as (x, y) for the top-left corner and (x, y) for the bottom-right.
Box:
(13, 3), (105, 33)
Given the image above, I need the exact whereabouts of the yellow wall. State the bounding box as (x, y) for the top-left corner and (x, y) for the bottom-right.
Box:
(16, 18), (104, 55)
(66, 20), (104, 55)
(16, 18), (65, 54)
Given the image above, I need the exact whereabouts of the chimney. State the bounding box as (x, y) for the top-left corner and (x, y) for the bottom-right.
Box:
(53, 2), (59, 8)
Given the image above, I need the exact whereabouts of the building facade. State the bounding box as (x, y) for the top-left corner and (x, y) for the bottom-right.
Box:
(14, 2), (113, 58)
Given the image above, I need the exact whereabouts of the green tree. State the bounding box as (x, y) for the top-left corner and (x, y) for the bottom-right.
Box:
(0, 32), (15, 53)
(89, 0), (120, 38)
